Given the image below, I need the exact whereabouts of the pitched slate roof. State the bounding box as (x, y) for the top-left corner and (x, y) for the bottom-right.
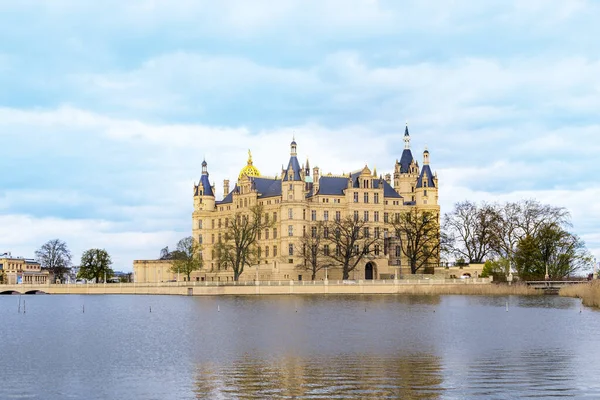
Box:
(283, 156), (302, 181)
(198, 174), (214, 197)
(308, 173), (402, 199)
(416, 165), (436, 188)
(216, 177), (282, 205)
(398, 149), (414, 173)
(252, 177), (282, 198)
(217, 185), (236, 204)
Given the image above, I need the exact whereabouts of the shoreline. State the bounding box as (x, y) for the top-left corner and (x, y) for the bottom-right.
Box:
(560, 281), (600, 308)
(1, 280), (540, 296)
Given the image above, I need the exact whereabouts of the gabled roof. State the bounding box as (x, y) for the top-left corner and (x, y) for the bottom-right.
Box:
(283, 156), (302, 181)
(416, 165), (436, 188)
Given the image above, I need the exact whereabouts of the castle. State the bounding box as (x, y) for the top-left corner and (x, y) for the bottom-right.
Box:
(134, 126), (440, 282)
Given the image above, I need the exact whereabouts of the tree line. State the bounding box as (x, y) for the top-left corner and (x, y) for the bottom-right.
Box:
(33, 239), (114, 283)
(443, 199), (592, 280)
(31, 199), (588, 284)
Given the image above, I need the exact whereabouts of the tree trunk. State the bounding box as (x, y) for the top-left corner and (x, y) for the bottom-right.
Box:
(311, 272), (316, 281)
(342, 268), (350, 280)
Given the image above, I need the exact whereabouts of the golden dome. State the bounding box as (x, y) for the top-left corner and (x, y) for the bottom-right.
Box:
(238, 149), (261, 180)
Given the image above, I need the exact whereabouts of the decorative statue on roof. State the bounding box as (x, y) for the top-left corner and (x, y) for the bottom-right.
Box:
(238, 149), (261, 180)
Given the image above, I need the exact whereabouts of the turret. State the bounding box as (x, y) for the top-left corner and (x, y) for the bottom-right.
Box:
(282, 138), (305, 201)
(313, 167), (320, 194)
(194, 159), (215, 211)
(394, 123), (420, 201)
(415, 148), (438, 206)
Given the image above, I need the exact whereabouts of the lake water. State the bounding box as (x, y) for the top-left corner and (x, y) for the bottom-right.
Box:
(0, 294), (599, 399)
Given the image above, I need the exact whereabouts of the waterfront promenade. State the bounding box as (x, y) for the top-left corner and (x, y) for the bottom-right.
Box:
(1, 278), (492, 296)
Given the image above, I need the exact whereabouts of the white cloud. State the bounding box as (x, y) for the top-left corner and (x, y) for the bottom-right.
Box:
(0, 214), (183, 269)
(3, 0), (600, 270)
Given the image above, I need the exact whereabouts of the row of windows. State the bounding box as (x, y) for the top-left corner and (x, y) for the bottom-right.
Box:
(257, 246), (278, 258)
(209, 242), (403, 261)
(199, 212), (279, 230)
(320, 198), (342, 203)
(0, 263), (39, 271)
(201, 206), (417, 230)
(293, 243), (384, 257)
(201, 227), (281, 244)
(353, 192), (380, 203)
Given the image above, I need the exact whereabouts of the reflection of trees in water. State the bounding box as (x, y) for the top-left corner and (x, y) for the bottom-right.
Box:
(194, 352), (444, 399)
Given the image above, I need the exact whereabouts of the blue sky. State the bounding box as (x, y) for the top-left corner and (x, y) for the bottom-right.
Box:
(1, 0), (599, 271)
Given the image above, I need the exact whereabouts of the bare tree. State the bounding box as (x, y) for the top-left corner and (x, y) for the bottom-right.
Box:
(326, 216), (382, 280)
(170, 236), (203, 281)
(517, 199), (570, 238)
(214, 204), (273, 281)
(489, 201), (521, 269)
(296, 221), (331, 280)
(443, 201), (499, 263)
(35, 239), (72, 283)
(390, 208), (441, 274)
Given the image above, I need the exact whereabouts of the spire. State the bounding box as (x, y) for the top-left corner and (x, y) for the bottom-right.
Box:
(202, 159), (208, 176)
(372, 166), (377, 177)
(404, 122), (410, 150)
(305, 157), (310, 176)
(423, 146), (430, 165)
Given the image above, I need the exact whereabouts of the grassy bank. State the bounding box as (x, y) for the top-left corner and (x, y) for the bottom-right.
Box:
(396, 283), (539, 296)
(560, 281), (600, 308)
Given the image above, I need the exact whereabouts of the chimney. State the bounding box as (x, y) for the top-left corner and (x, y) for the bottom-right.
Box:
(223, 179), (230, 198)
(313, 167), (320, 194)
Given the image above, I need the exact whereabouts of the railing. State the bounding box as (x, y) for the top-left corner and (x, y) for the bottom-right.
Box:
(10, 277), (492, 289)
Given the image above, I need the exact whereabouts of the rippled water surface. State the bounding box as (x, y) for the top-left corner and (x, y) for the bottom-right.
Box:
(1, 294), (599, 399)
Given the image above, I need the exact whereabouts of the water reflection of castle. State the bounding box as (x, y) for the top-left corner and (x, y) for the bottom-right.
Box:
(194, 352), (444, 398)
